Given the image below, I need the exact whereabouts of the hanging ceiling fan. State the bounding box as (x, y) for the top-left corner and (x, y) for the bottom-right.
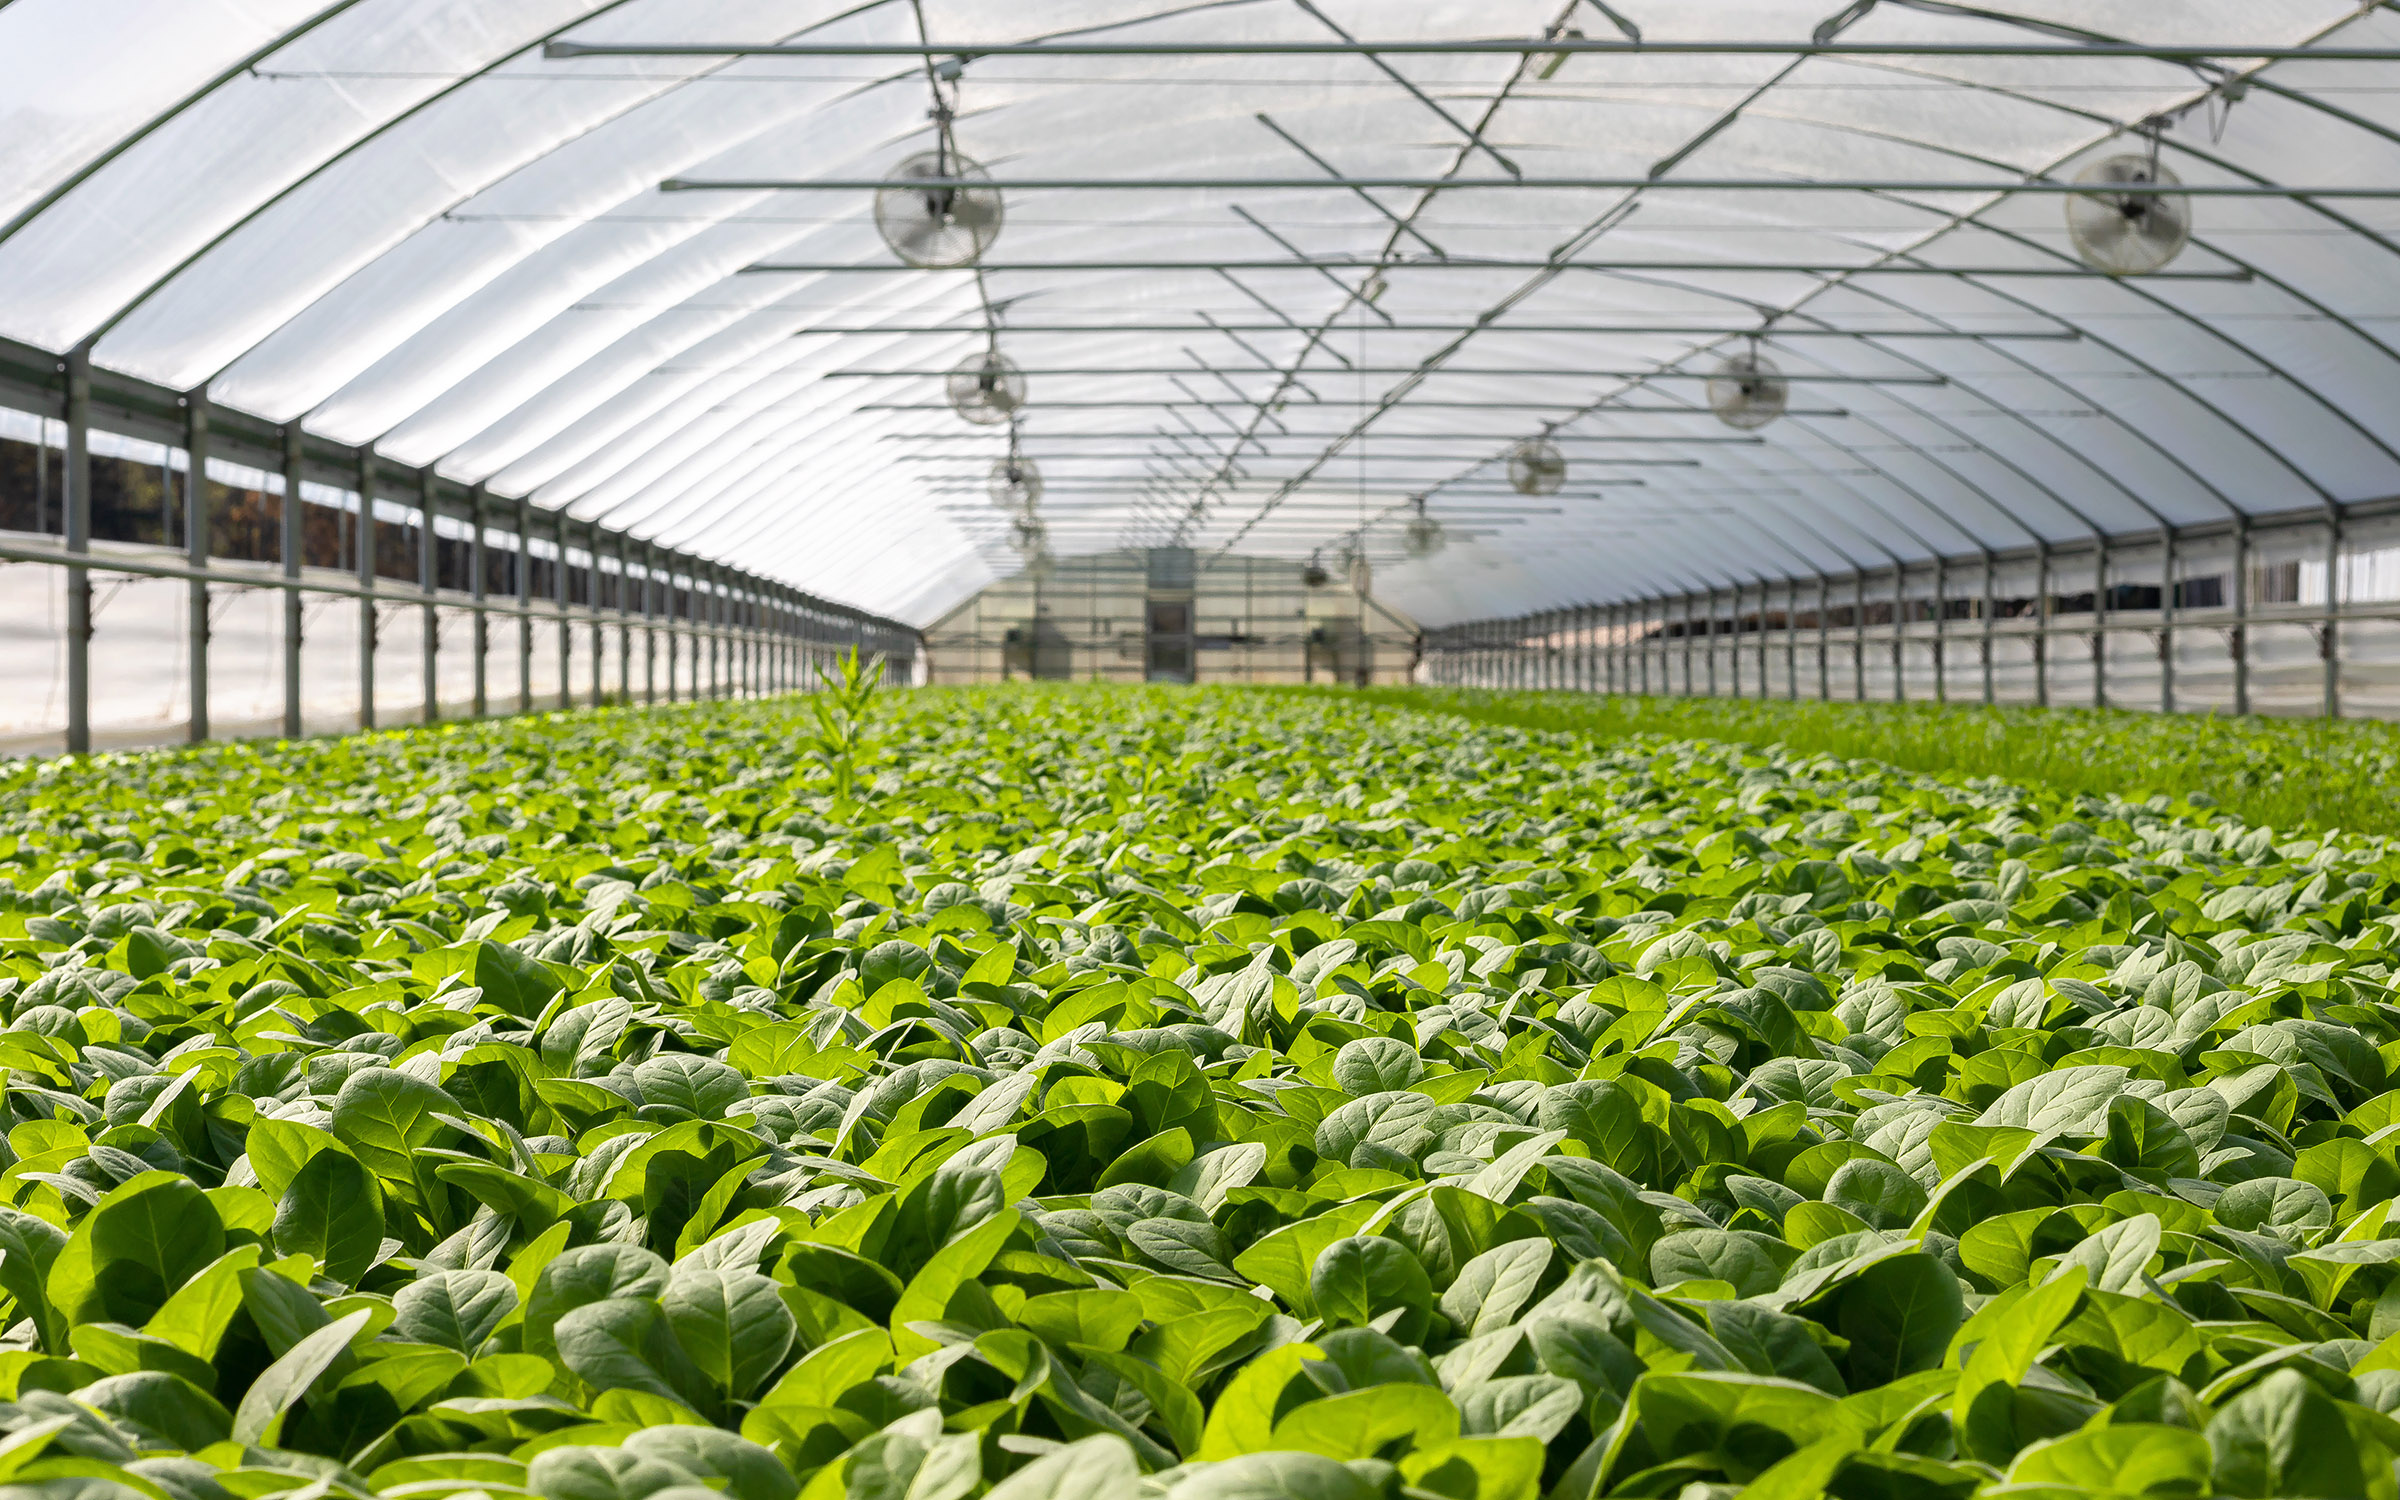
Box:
(990, 426), (1043, 514)
(875, 100), (1003, 268)
(1404, 497), (1444, 558)
(1709, 348), (1789, 431)
(948, 348), (1025, 425)
(1507, 437), (1567, 497)
(2066, 143), (2191, 275)
(1010, 515), (1047, 555)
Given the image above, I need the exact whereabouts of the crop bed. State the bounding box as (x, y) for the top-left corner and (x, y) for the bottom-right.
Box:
(1356, 687), (2400, 837)
(1, 686), (2399, 1500)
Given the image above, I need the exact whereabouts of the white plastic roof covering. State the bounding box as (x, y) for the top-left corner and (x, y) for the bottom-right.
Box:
(5, 1), (2400, 628)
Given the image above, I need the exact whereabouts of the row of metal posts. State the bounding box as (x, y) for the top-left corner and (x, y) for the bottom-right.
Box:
(43, 347), (902, 753)
(1422, 520), (2357, 719)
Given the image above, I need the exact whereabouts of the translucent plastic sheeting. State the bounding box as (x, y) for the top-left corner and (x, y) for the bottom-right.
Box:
(5, 0), (2400, 628)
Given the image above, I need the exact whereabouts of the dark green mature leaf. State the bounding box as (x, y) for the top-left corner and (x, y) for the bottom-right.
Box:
(526, 1245), (673, 1362)
(555, 1297), (709, 1415)
(1309, 1236), (1434, 1329)
(231, 1308), (370, 1446)
(2207, 1369), (2374, 1498)
(1834, 1254), (1965, 1386)
(392, 1269), (518, 1355)
(272, 1148), (384, 1286)
(659, 1268), (794, 1400)
(64, 1171), (226, 1326)
(329, 1068), (462, 1187)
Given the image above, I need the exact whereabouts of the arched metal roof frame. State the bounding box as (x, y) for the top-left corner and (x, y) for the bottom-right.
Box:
(1340, 83), (2382, 563)
(4, 2), (2400, 627)
(1301, 5), (2400, 578)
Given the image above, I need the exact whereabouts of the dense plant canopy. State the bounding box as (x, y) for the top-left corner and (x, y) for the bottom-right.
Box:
(1362, 687), (2400, 837)
(2, 687), (2400, 1500)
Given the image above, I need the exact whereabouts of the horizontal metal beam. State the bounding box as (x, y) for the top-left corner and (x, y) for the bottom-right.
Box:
(924, 479), (1650, 492)
(856, 399), (1851, 415)
(823, 367), (1943, 382)
(674, 176), (2395, 198)
(897, 452), (1703, 464)
(745, 259), (2250, 280)
(797, 321), (2082, 338)
(550, 39), (2400, 61)
(0, 541), (748, 640)
(880, 431), (1765, 442)
(945, 502), (1571, 515)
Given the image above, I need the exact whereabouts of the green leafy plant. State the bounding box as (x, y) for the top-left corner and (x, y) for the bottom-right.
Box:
(0, 686), (2396, 1497)
(803, 645), (885, 802)
(1352, 684), (2400, 835)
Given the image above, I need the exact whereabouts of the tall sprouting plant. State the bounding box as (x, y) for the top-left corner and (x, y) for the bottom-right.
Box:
(806, 646), (885, 802)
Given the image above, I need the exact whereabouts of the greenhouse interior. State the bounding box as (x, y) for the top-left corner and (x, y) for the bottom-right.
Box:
(12, 5), (2400, 1499)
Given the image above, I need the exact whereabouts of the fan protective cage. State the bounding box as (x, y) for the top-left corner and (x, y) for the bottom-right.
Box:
(2066, 154), (2191, 276)
(1709, 351), (1789, 432)
(1507, 438), (1567, 496)
(990, 454), (1044, 513)
(875, 150), (1004, 269)
(1405, 514), (1443, 558)
(947, 351), (1026, 425)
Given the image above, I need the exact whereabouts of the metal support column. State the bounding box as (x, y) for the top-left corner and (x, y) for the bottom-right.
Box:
(280, 422), (303, 739)
(2324, 510), (2343, 718)
(2159, 525), (2177, 716)
(1707, 588), (1721, 698)
(617, 532), (632, 706)
(184, 390), (211, 742)
(1754, 582), (1769, 697)
(2034, 544), (2051, 709)
(1981, 554), (1996, 706)
(741, 577), (756, 697)
(2092, 539), (2108, 711)
(712, 569), (724, 696)
(588, 521), (605, 708)
(516, 496), (533, 714)
(1932, 560), (1947, 704)
(665, 554), (681, 703)
(419, 466), (439, 726)
(1816, 576), (1830, 701)
(357, 447), (377, 731)
(1640, 600), (1653, 695)
(644, 545), (660, 702)
(1681, 593), (1696, 696)
(554, 512), (571, 710)
(64, 345), (93, 755)
(2232, 515), (2251, 717)
(1891, 564), (1906, 704)
(469, 484), (488, 718)
(1852, 572), (1867, 701)
(1784, 583), (1799, 699)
